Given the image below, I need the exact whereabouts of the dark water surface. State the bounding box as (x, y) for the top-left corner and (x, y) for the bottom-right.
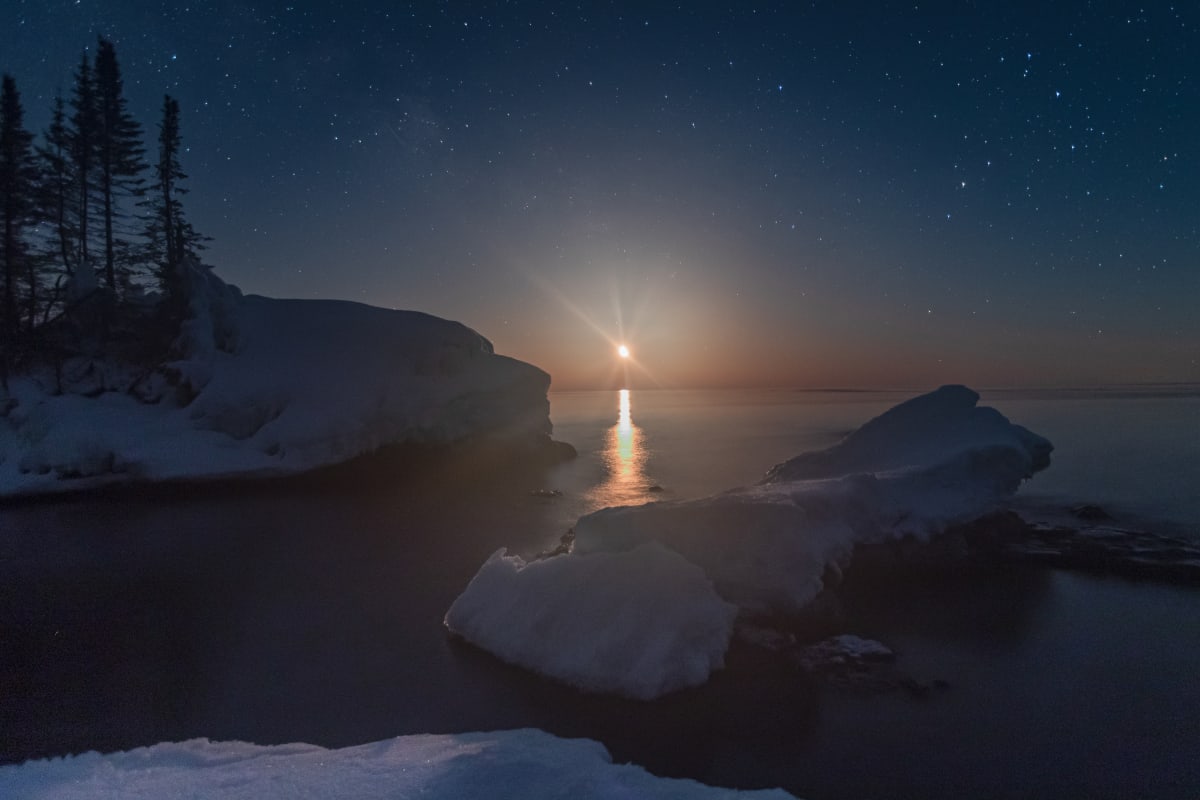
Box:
(2, 389), (1198, 798)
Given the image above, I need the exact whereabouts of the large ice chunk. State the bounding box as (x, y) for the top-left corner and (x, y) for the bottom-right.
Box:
(0, 729), (796, 799)
(445, 543), (737, 700)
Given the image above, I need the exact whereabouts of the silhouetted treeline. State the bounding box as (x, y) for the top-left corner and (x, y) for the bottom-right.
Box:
(0, 38), (204, 387)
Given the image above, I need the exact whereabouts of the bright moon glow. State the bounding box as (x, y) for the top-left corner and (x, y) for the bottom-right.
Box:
(617, 344), (630, 359)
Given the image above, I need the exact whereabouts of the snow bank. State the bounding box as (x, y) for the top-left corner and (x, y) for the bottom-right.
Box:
(445, 543), (737, 699)
(0, 265), (555, 496)
(448, 386), (1052, 697)
(0, 729), (796, 799)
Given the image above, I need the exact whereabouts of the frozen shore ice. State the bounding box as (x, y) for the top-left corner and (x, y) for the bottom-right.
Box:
(0, 729), (796, 799)
(447, 385), (1053, 698)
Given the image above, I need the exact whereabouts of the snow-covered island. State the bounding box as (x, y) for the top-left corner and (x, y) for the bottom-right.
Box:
(446, 385), (1054, 700)
(0, 263), (564, 498)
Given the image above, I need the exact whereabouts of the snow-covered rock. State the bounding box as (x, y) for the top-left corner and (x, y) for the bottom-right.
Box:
(0, 729), (796, 799)
(0, 266), (556, 496)
(762, 384), (1052, 485)
(445, 543), (737, 700)
(448, 386), (1052, 699)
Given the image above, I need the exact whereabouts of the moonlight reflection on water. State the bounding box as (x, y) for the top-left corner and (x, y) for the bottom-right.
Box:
(588, 389), (651, 509)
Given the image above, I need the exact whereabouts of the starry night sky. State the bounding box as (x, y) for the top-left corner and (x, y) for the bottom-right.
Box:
(3, 1), (1197, 389)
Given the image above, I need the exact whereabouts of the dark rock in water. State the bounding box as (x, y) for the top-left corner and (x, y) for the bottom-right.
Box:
(793, 635), (948, 696)
(534, 528), (575, 560)
(845, 513), (1016, 578)
(794, 635), (896, 672)
(847, 510), (1200, 587)
(646, 484), (665, 493)
(1001, 523), (1200, 585)
(1072, 504), (1112, 522)
(803, 646), (951, 697)
(734, 624), (951, 697)
(546, 439), (578, 461)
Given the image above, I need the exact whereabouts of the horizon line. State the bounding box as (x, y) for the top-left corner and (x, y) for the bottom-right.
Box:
(547, 380), (1200, 394)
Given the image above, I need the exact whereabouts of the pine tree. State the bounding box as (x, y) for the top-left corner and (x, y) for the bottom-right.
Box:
(146, 95), (183, 312)
(37, 93), (78, 281)
(68, 52), (98, 275)
(0, 74), (40, 382)
(93, 38), (146, 294)
(145, 95), (206, 320)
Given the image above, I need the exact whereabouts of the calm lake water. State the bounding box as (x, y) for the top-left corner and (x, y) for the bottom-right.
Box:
(1, 387), (1198, 798)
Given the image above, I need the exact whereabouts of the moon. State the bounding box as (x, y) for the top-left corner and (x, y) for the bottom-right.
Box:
(617, 344), (630, 359)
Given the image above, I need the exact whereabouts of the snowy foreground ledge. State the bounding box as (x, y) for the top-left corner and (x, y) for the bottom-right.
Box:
(0, 729), (795, 800)
(0, 266), (557, 497)
(446, 385), (1053, 699)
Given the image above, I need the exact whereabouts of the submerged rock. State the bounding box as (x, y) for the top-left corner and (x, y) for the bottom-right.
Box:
(1071, 504), (1113, 522)
(794, 634), (896, 672)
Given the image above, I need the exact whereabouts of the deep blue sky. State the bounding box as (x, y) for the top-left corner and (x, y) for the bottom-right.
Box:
(3, 1), (1197, 388)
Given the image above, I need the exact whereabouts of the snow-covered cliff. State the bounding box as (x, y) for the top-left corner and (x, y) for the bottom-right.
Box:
(0, 265), (557, 497)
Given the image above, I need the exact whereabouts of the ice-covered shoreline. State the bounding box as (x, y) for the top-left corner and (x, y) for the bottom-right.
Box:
(0, 730), (796, 799)
(0, 265), (561, 498)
